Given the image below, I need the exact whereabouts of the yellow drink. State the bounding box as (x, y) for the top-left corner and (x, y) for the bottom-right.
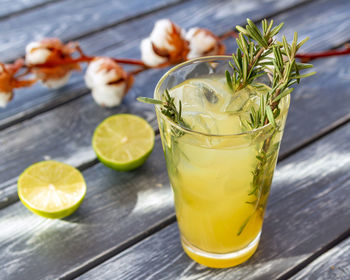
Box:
(155, 57), (289, 268)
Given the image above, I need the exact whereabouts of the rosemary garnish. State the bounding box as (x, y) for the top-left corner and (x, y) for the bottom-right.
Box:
(228, 19), (316, 236)
(137, 89), (188, 128)
(226, 18), (316, 130)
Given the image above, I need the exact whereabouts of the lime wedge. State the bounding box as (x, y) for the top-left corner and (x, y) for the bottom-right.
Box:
(92, 114), (155, 171)
(17, 161), (86, 219)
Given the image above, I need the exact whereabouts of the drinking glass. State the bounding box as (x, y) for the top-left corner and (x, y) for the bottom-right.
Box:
(154, 56), (290, 268)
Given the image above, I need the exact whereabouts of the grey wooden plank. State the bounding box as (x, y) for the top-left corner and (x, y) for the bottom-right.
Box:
(0, 137), (175, 280)
(0, 0), (182, 62)
(77, 119), (350, 280)
(0, 2), (348, 278)
(1, 46), (349, 208)
(291, 237), (350, 280)
(0, 0), (319, 191)
(280, 53), (350, 157)
(0, 0), (55, 19)
(0, 0), (315, 128)
(0, 0), (349, 204)
(0, 71), (161, 208)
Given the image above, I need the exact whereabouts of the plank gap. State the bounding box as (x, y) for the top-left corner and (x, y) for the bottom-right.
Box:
(278, 228), (350, 279)
(64, 0), (188, 43)
(279, 112), (350, 161)
(0, 87), (88, 131)
(0, 126), (160, 211)
(0, 0), (65, 21)
(1, 0), (343, 130)
(60, 214), (177, 280)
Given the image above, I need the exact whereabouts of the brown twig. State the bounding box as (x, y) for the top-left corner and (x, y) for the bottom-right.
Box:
(129, 66), (149, 76)
(112, 58), (146, 66)
(219, 30), (239, 40)
(296, 47), (350, 62)
(32, 57), (145, 68)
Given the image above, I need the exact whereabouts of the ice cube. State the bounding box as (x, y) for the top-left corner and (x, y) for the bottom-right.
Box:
(223, 88), (250, 113)
(202, 85), (219, 104)
(190, 79), (223, 103)
(181, 111), (219, 135)
(169, 84), (205, 113)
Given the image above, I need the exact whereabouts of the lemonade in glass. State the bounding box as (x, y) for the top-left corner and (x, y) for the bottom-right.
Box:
(155, 56), (290, 268)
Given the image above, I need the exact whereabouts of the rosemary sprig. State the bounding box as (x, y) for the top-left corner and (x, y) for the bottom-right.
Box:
(230, 19), (316, 236)
(227, 19), (316, 130)
(137, 89), (188, 128)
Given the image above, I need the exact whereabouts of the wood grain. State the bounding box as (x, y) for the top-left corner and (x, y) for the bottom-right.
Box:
(0, 0), (55, 19)
(0, 1), (349, 279)
(0, 0), (315, 129)
(0, 137), (175, 280)
(1, 48), (349, 209)
(291, 237), (350, 280)
(77, 119), (350, 280)
(0, 0), (349, 204)
(0, 86), (159, 209)
(0, 0), (182, 62)
(0, 0), (327, 199)
(280, 53), (350, 157)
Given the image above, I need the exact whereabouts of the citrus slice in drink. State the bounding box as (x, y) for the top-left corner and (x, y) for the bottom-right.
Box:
(17, 161), (86, 219)
(92, 114), (155, 171)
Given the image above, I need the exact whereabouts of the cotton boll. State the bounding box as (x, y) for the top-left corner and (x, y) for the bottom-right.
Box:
(42, 72), (71, 89)
(0, 91), (12, 108)
(85, 57), (133, 107)
(140, 38), (168, 67)
(91, 84), (126, 107)
(140, 19), (189, 67)
(0, 60), (36, 107)
(85, 57), (123, 87)
(149, 19), (178, 51)
(0, 65), (13, 107)
(25, 42), (52, 65)
(186, 28), (225, 59)
(25, 38), (80, 88)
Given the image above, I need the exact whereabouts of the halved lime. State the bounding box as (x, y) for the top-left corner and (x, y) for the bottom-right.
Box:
(92, 114), (155, 171)
(17, 161), (86, 219)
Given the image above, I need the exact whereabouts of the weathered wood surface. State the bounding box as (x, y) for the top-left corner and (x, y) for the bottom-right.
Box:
(0, 0), (55, 19)
(1, 49), (349, 208)
(0, 0), (183, 62)
(0, 0), (334, 201)
(291, 237), (350, 280)
(0, 0), (315, 128)
(0, 88), (159, 209)
(78, 119), (350, 280)
(0, 137), (175, 280)
(0, 0), (349, 279)
(280, 54), (350, 157)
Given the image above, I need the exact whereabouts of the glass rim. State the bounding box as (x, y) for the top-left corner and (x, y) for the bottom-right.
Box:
(154, 55), (287, 138)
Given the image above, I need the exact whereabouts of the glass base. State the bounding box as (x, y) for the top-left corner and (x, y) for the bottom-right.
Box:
(181, 231), (261, 268)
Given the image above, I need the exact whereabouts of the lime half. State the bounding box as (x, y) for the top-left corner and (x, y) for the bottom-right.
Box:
(92, 114), (155, 171)
(17, 161), (86, 219)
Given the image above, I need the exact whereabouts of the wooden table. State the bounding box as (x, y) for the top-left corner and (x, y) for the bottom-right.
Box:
(1, 0), (350, 279)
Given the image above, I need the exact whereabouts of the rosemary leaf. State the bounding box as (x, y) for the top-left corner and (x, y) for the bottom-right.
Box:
(290, 71), (317, 79)
(269, 22), (284, 36)
(232, 52), (242, 73)
(296, 62), (314, 69)
(266, 19), (274, 35)
(226, 70), (233, 91)
(137, 97), (163, 105)
(272, 88), (294, 103)
(296, 37), (310, 50)
(266, 105), (276, 127)
(235, 25), (248, 35)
